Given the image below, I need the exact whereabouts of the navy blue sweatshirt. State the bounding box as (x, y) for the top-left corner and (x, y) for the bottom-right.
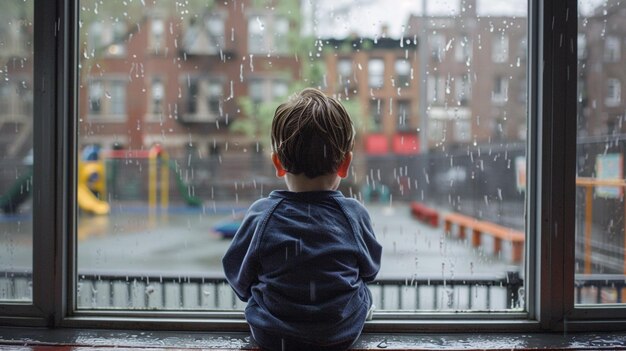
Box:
(222, 190), (382, 345)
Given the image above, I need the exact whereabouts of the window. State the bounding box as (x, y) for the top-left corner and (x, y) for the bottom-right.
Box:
(395, 59), (411, 87)
(88, 21), (127, 57)
(575, 0), (626, 309)
(455, 36), (472, 63)
(455, 74), (471, 105)
(606, 79), (621, 107)
(87, 79), (127, 120)
(182, 13), (225, 56)
(249, 78), (288, 105)
(337, 58), (353, 85)
(368, 58), (384, 88)
(492, 76), (508, 104)
(430, 33), (445, 61)
(604, 36), (621, 62)
(150, 78), (165, 117)
(182, 77), (223, 122)
(0, 0), (33, 303)
(149, 17), (165, 53)
(248, 14), (289, 55)
(492, 34), (509, 63)
(8, 0), (626, 336)
(369, 99), (383, 132)
(427, 74), (445, 103)
(396, 100), (411, 131)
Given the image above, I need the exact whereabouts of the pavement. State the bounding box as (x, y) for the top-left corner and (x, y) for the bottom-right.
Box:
(0, 202), (522, 279)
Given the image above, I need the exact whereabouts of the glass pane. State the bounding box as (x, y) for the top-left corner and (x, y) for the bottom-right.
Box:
(0, 0), (34, 302)
(576, 0), (626, 305)
(76, 0), (526, 312)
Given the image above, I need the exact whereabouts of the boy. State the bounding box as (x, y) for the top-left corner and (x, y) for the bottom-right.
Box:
(222, 88), (382, 351)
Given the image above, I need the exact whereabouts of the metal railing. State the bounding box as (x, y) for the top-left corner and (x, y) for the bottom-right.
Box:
(2, 270), (524, 311)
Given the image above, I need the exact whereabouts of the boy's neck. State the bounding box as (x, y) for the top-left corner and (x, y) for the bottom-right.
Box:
(283, 172), (341, 192)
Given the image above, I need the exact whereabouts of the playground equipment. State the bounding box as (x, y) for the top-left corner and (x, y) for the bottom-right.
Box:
(78, 160), (110, 215)
(0, 170), (32, 214)
(103, 145), (201, 213)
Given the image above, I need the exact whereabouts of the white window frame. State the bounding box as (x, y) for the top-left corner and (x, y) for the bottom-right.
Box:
(4, 0), (626, 334)
(492, 34), (509, 63)
(606, 78), (621, 107)
(368, 58), (385, 89)
(86, 78), (127, 122)
(492, 76), (509, 104)
(604, 36), (621, 62)
(247, 13), (289, 55)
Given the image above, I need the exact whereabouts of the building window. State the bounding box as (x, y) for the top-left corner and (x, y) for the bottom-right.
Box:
(87, 79), (127, 120)
(456, 74), (471, 105)
(0, 80), (32, 117)
(249, 78), (289, 105)
(606, 78), (621, 107)
(397, 100), (411, 131)
(455, 36), (472, 63)
(149, 18), (165, 53)
(492, 76), (508, 104)
(183, 13), (225, 55)
(88, 21), (127, 57)
(184, 78), (223, 121)
(368, 58), (384, 89)
(248, 15), (289, 55)
(430, 33), (445, 61)
(604, 36), (621, 62)
(150, 78), (165, 116)
(427, 74), (445, 103)
(369, 99), (383, 132)
(337, 58), (354, 86)
(492, 34), (509, 63)
(395, 59), (411, 87)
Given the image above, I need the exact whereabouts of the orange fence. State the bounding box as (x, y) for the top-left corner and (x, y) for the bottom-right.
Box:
(576, 177), (626, 274)
(443, 212), (525, 263)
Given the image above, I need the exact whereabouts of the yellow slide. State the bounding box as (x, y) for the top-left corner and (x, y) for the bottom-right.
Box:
(77, 183), (110, 215)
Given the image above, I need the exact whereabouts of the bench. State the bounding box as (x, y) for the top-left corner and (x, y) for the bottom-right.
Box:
(443, 212), (525, 263)
(410, 201), (439, 227)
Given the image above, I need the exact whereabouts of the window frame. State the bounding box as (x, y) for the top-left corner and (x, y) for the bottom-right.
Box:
(5, 0), (626, 333)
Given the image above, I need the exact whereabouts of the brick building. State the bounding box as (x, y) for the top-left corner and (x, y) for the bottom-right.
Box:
(578, 1), (626, 137)
(78, 0), (299, 158)
(406, 0), (527, 149)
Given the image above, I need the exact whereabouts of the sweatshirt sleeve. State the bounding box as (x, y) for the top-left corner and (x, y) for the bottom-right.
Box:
(222, 200), (273, 301)
(356, 208), (382, 283)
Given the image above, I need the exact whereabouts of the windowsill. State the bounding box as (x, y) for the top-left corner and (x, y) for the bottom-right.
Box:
(2, 327), (626, 350)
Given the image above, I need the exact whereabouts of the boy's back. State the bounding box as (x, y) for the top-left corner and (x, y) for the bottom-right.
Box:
(223, 189), (381, 347)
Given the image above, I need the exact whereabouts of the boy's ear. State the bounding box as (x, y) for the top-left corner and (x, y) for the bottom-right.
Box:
(337, 152), (352, 178)
(271, 152), (287, 177)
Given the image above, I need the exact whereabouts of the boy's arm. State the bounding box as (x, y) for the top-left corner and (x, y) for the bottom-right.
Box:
(222, 206), (265, 302)
(356, 209), (383, 283)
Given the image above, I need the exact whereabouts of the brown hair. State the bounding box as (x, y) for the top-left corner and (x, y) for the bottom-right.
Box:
(271, 88), (354, 178)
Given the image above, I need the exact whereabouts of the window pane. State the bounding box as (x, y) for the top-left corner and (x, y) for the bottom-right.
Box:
(576, 0), (626, 305)
(76, 0), (526, 313)
(0, 0), (34, 302)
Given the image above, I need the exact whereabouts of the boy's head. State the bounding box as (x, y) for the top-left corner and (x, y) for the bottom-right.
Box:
(271, 88), (354, 179)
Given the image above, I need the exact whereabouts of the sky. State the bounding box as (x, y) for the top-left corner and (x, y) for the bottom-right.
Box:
(307, 0), (607, 38)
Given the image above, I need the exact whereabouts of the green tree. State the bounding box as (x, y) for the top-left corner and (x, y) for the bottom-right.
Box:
(230, 1), (363, 151)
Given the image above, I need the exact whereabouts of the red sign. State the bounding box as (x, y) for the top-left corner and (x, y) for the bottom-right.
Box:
(392, 134), (419, 154)
(365, 134), (389, 155)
